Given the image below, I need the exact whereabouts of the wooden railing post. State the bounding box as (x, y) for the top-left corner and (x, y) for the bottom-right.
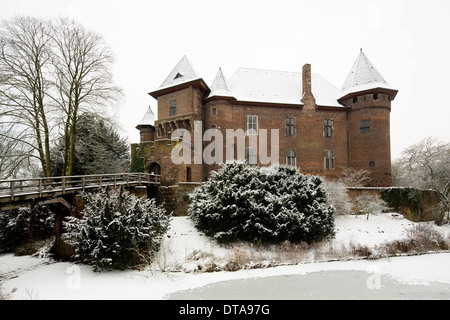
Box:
(10, 181), (15, 201)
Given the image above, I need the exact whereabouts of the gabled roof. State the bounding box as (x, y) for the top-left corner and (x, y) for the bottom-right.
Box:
(136, 106), (155, 128)
(340, 49), (396, 99)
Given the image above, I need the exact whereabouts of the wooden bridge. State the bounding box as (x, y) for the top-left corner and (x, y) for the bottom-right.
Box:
(0, 173), (161, 211)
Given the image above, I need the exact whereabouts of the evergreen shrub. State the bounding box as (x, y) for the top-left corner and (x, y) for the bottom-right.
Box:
(188, 162), (335, 244)
(0, 205), (54, 254)
(63, 188), (170, 271)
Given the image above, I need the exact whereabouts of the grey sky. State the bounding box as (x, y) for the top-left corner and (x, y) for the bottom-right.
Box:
(2, 0), (449, 160)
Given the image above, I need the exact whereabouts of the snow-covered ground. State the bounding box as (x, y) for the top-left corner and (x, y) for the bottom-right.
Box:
(1, 213), (449, 300)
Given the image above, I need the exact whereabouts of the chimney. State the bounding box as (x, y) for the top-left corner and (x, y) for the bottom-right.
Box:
(302, 63), (312, 95)
(301, 63), (315, 106)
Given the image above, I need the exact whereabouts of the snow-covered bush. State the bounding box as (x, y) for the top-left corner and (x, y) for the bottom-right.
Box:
(63, 188), (170, 271)
(188, 162), (335, 244)
(0, 205), (54, 254)
(322, 179), (354, 215)
(354, 194), (390, 220)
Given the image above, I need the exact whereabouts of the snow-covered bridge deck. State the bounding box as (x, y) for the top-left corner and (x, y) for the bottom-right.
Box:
(0, 173), (160, 210)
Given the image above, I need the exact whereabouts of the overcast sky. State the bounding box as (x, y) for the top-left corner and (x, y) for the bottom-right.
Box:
(2, 0), (450, 160)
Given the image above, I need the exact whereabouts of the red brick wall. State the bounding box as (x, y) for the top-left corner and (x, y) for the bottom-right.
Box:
(202, 99), (349, 181)
(344, 93), (392, 187)
(157, 86), (203, 120)
(138, 126), (155, 142)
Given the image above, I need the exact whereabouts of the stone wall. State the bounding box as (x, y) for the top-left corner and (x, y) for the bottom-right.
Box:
(346, 187), (441, 222)
(152, 182), (200, 216)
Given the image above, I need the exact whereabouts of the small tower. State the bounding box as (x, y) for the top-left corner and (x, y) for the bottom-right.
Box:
(136, 106), (155, 142)
(339, 50), (398, 187)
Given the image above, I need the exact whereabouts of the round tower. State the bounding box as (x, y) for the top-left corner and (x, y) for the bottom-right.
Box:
(135, 106), (156, 142)
(339, 50), (398, 187)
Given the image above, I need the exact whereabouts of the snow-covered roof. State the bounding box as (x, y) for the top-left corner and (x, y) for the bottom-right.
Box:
(224, 67), (343, 107)
(137, 106), (155, 127)
(152, 52), (395, 107)
(208, 68), (233, 99)
(340, 50), (394, 98)
(158, 55), (202, 91)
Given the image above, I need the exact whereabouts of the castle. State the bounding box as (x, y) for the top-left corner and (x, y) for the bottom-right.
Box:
(132, 50), (398, 188)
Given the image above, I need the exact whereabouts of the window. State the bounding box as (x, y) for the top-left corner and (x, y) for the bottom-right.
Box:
(212, 108), (217, 116)
(186, 167), (192, 182)
(324, 150), (334, 169)
(247, 147), (257, 165)
(286, 118), (295, 136)
(211, 124), (217, 131)
(353, 97), (358, 104)
(368, 161), (375, 168)
(286, 150), (296, 167)
(373, 94), (378, 100)
(324, 119), (333, 137)
(169, 100), (177, 116)
(247, 115), (258, 135)
(359, 119), (371, 134)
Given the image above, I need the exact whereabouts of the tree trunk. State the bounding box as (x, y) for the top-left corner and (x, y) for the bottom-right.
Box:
(67, 105), (78, 177)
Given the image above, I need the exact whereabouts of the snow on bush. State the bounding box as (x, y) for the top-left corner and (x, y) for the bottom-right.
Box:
(322, 179), (354, 215)
(188, 162), (335, 244)
(63, 188), (170, 271)
(354, 194), (390, 220)
(0, 205), (54, 254)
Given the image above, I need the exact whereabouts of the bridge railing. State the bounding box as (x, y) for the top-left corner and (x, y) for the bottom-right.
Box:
(0, 173), (160, 201)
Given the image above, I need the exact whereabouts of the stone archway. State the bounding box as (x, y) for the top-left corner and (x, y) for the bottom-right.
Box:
(149, 162), (161, 175)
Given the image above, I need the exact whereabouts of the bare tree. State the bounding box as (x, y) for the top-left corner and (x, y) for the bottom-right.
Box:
(0, 16), (122, 178)
(337, 167), (372, 187)
(393, 137), (450, 224)
(0, 16), (54, 177)
(50, 17), (122, 176)
(0, 123), (34, 179)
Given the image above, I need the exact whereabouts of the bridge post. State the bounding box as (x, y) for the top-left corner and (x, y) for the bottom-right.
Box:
(54, 208), (75, 260)
(52, 195), (84, 260)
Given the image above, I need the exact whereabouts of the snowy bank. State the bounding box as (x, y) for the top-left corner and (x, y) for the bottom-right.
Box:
(1, 213), (449, 300)
(157, 213), (449, 273)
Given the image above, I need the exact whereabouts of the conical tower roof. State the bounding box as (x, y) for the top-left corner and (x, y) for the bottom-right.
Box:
(340, 50), (396, 100)
(136, 106), (155, 129)
(207, 67), (234, 99)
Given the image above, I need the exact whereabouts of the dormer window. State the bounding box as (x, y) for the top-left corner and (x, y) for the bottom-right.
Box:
(174, 72), (183, 79)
